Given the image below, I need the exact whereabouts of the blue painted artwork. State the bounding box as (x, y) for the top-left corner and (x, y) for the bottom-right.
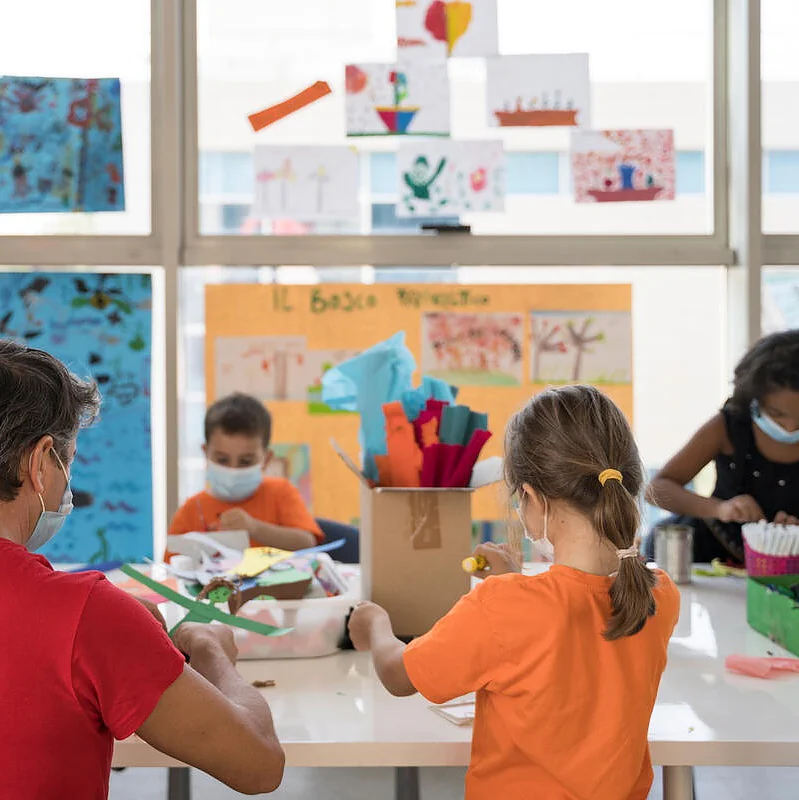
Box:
(0, 273), (152, 563)
(0, 77), (124, 213)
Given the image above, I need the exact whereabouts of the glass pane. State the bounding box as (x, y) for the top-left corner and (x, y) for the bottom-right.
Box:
(763, 267), (799, 332)
(762, 0), (799, 232)
(179, 265), (726, 502)
(197, 0), (712, 236)
(0, 1), (151, 235)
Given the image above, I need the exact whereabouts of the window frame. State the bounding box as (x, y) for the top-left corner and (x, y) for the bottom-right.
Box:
(0, 0), (787, 524)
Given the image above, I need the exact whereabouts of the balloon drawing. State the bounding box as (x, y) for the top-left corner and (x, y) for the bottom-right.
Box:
(424, 1), (474, 55)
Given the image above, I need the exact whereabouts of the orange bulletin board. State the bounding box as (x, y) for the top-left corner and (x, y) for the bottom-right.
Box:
(205, 284), (633, 522)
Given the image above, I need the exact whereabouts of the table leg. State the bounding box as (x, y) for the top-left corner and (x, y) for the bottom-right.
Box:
(662, 766), (694, 800)
(167, 767), (191, 800)
(395, 767), (420, 800)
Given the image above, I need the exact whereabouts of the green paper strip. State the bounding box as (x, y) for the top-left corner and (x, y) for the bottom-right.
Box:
(120, 565), (292, 638)
(168, 606), (209, 637)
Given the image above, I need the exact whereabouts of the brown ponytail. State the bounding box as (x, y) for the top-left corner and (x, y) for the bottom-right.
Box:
(504, 385), (658, 642)
(594, 479), (656, 640)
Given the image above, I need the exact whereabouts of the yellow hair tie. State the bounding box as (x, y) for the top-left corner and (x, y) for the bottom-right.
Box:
(598, 468), (623, 487)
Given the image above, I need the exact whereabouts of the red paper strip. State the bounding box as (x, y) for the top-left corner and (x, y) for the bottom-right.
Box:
(248, 81), (332, 132)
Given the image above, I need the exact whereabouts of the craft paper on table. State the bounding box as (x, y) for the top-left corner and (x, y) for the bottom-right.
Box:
(345, 61), (450, 137)
(166, 531), (250, 563)
(571, 129), (675, 203)
(397, 140), (505, 217)
(266, 444), (313, 508)
(487, 54), (590, 128)
(530, 311), (632, 385)
(396, 0), (498, 58)
(0, 77), (124, 213)
(422, 312), (524, 386)
(253, 146), (359, 221)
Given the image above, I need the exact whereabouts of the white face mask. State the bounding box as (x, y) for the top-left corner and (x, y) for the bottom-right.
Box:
(517, 495), (554, 562)
(206, 461), (263, 502)
(27, 450), (73, 552)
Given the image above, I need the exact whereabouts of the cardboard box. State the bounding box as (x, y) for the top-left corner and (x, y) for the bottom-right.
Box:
(333, 441), (502, 638)
(747, 575), (799, 658)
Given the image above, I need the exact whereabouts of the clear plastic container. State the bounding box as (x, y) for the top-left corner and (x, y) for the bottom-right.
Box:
(174, 553), (357, 660)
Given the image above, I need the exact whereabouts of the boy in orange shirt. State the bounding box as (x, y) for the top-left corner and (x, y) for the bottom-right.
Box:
(349, 386), (680, 800)
(168, 393), (322, 559)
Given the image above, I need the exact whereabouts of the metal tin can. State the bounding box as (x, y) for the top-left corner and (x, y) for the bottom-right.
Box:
(653, 524), (694, 584)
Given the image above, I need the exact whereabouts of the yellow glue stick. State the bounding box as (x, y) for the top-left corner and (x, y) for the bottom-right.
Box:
(462, 555), (487, 574)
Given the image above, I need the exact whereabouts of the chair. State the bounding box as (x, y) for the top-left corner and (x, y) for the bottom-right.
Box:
(316, 518), (360, 564)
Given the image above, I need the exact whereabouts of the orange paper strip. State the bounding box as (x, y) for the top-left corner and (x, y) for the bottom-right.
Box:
(420, 417), (439, 447)
(374, 455), (394, 487)
(384, 401), (423, 487)
(248, 81), (332, 132)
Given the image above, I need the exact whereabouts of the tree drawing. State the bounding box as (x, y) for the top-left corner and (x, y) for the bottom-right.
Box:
(531, 318), (567, 381)
(566, 318), (605, 382)
(309, 164), (331, 213)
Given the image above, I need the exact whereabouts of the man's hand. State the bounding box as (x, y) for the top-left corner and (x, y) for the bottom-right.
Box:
(172, 623), (238, 666)
(348, 602), (391, 652)
(774, 510), (799, 525)
(218, 508), (254, 534)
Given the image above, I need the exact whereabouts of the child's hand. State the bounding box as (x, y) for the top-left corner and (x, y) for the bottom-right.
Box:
(218, 508), (254, 534)
(716, 495), (765, 524)
(348, 601), (390, 652)
(774, 511), (799, 525)
(472, 542), (522, 579)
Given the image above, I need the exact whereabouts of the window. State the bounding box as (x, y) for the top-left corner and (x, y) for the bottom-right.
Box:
(0, 0), (151, 235)
(762, 0), (799, 231)
(765, 151), (799, 194)
(196, 0), (713, 236)
(676, 151), (705, 195)
(178, 265), (726, 500)
(763, 268), (799, 333)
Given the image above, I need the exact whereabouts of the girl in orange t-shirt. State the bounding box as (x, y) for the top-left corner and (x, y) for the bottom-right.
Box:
(348, 385), (680, 800)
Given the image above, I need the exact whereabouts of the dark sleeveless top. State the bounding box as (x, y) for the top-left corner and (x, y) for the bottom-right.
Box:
(708, 404), (799, 559)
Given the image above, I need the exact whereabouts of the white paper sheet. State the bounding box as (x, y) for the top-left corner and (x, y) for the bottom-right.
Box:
(397, 140), (505, 217)
(396, 0), (498, 58)
(252, 145), (359, 220)
(345, 60), (450, 137)
(486, 54), (590, 129)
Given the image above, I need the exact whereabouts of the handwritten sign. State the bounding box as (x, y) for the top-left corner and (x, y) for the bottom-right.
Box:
(206, 284), (632, 522)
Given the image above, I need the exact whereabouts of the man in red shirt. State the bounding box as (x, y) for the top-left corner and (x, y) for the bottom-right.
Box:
(0, 339), (285, 798)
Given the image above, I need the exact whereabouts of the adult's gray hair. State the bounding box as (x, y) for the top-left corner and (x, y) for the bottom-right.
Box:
(0, 338), (100, 502)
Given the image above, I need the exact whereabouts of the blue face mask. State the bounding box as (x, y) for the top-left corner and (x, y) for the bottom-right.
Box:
(206, 461), (263, 502)
(751, 400), (799, 445)
(27, 450), (73, 552)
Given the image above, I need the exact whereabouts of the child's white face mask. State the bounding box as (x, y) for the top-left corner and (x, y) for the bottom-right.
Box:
(517, 495), (554, 562)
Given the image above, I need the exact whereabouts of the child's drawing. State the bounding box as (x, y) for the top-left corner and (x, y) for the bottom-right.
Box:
(530, 311), (632, 385)
(397, 140), (505, 217)
(215, 336), (308, 401)
(265, 444), (313, 509)
(306, 348), (361, 414)
(0, 77), (124, 213)
(397, 0), (498, 58)
(487, 54), (590, 129)
(571, 130), (675, 203)
(253, 146), (359, 221)
(345, 61), (450, 137)
(422, 312), (523, 386)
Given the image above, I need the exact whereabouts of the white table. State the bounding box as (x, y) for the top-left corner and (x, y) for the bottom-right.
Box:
(112, 573), (799, 800)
